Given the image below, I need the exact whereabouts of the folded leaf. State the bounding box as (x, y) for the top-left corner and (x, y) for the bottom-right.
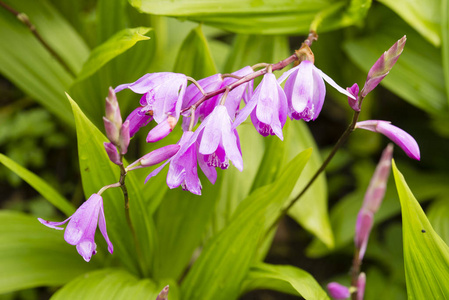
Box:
(392, 160), (449, 299)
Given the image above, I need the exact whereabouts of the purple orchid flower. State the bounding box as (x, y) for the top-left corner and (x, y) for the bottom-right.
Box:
(355, 120), (420, 160)
(115, 72), (187, 141)
(327, 282), (350, 299)
(278, 60), (355, 121)
(234, 73), (287, 140)
(124, 106), (153, 138)
(221, 66), (254, 119)
(38, 194), (113, 262)
(196, 105), (243, 171)
(145, 131), (215, 195)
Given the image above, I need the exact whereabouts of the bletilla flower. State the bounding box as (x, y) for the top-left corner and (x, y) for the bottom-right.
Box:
(327, 282), (350, 299)
(125, 106), (153, 138)
(278, 60), (355, 121)
(221, 66), (254, 119)
(38, 194), (113, 262)
(355, 120), (420, 160)
(234, 73), (287, 140)
(196, 105), (243, 172)
(115, 73), (187, 141)
(145, 131), (216, 195)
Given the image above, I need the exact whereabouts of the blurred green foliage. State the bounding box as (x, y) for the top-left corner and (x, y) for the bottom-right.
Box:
(0, 0), (449, 299)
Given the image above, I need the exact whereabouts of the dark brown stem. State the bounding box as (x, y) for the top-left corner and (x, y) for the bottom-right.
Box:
(266, 111), (360, 236)
(350, 249), (361, 300)
(119, 160), (144, 275)
(0, 1), (76, 78)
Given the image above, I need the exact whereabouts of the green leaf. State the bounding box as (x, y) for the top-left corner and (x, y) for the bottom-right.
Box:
(181, 148), (311, 300)
(153, 180), (220, 280)
(68, 94), (157, 277)
(0, 153), (75, 216)
(96, 0), (128, 43)
(0, 211), (97, 294)
(378, 0), (441, 46)
(173, 25), (217, 79)
(307, 161), (449, 257)
(427, 196), (449, 246)
(343, 7), (448, 115)
(241, 263), (329, 300)
(442, 0), (449, 105)
(51, 269), (178, 300)
(76, 27), (151, 83)
(392, 160), (449, 299)
(0, 0), (89, 126)
(285, 121), (333, 248)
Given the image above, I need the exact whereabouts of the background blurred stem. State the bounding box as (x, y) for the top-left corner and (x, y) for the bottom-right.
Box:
(0, 0), (77, 78)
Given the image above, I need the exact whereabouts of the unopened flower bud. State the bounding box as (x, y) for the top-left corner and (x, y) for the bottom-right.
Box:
(126, 144), (180, 171)
(103, 117), (120, 145)
(105, 87), (122, 128)
(357, 273), (366, 300)
(361, 36), (406, 97)
(156, 285), (169, 300)
(347, 83), (360, 111)
(119, 120), (130, 155)
(146, 115), (178, 143)
(327, 282), (350, 299)
(104, 142), (121, 165)
(355, 209), (374, 260)
(355, 120), (420, 160)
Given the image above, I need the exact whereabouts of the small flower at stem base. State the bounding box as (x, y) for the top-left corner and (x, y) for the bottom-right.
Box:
(327, 282), (350, 299)
(119, 120), (130, 155)
(355, 120), (420, 160)
(357, 273), (366, 300)
(347, 83), (360, 111)
(38, 194), (113, 262)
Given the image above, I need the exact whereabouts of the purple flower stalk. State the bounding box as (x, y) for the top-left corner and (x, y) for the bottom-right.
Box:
(355, 120), (420, 160)
(327, 282), (350, 299)
(38, 194), (113, 262)
(278, 60), (355, 121)
(355, 144), (393, 260)
(234, 73), (287, 140)
(361, 36), (406, 97)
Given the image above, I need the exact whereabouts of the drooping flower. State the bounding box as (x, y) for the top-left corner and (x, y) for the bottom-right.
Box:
(115, 72), (187, 141)
(355, 120), (420, 160)
(145, 131), (216, 195)
(234, 73), (287, 140)
(278, 60), (355, 121)
(347, 83), (360, 112)
(38, 194), (113, 262)
(196, 105), (243, 171)
(221, 66), (254, 119)
(124, 106), (153, 138)
(327, 282), (350, 299)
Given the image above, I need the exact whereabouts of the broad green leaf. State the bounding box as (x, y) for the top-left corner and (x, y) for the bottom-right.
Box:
(68, 94), (157, 277)
(51, 269), (179, 300)
(392, 160), (449, 299)
(0, 0), (89, 126)
(0, 153), (75, 216)
(96, 0), (128, 43)
(343, 6), (448, 116)
(442, 0), (449, 105)
(153, 178), (220, 280)
(285, 121), (333, 248)
(241, 263), (329, 300)
(427, 196), (449, 246)
(0, 211), (97, 294)
(173, 25), (217, 79)
(75, 27), (151, 83)
(307, 161), (449, 257)
(378, 0), (441, 46)
(181, 149), (311, 300)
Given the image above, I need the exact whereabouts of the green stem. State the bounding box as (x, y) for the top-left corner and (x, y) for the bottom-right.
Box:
(266, 111), (360, 236)
(0, 0), (76, 78)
